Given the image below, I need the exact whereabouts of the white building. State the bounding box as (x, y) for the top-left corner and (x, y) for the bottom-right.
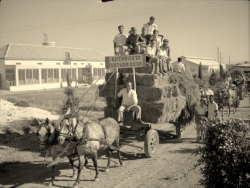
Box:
(0, 43), (107, 91)
(172, 56), (225, 76)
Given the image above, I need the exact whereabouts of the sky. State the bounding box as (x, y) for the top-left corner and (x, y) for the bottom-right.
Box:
(0, 0), (249, 64)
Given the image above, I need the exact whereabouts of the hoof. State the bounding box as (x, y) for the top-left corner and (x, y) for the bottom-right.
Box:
(120, 161), (125, 166)
(83, 166), (86, 170)
(48, 181), (53, 187)
(94, 177), (100, 182)
(72, 174), (77, 179)
(72, 183), (79, 188)
(105, 168), (109, 172)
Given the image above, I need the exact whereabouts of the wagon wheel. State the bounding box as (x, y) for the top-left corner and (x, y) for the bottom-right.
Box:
(144, 129), (159, 158)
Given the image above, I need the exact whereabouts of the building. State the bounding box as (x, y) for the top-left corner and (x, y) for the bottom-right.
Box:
(0, 43), (107, 91)
(172, 56), (225, 76)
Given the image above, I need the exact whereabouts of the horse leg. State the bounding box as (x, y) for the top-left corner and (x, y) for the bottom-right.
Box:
(49, 156), (56, 187)
(92, 151), (99, 181)
(83, 154), (88, 169)
(73, 154), (83, 188)
(228, 104), (230, 116)
(105, 148), (111, 172)
(68, 157), (77, 179)
(115, 138), (123, 166)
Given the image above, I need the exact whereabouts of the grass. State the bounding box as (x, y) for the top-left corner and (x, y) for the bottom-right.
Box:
(0, 86), (106, 114)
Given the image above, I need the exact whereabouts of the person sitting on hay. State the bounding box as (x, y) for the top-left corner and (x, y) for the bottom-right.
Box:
(126, 27), (146, 55)
(145, 39), (162, 75)
(195, 98), (208, 142)
(117, 82), (144, 124)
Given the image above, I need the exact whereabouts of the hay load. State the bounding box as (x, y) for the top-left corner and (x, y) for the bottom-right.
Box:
(99, 70), (200, 126)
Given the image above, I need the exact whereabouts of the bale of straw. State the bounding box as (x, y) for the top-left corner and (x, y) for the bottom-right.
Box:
(118, 67), (151, 74)
(121, 73), (169, 86)
(99, 85), (125, 98)
(105, 72), (123, 85)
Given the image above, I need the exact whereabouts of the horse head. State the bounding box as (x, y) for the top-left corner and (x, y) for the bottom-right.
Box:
(36, 118), (56, 152)
(57, 117), (78, 145)
(220, 88), (230, 99)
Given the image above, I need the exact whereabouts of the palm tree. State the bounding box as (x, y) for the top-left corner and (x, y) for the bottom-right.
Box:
(198, 62), (203, 80)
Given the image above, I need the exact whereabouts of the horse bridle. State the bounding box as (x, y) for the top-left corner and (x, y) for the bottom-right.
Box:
(58, 118), (78, 142)
(37, 123), (51, 146)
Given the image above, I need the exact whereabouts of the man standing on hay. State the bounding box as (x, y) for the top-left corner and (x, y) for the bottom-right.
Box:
(113, 25), (127, 56)
(173, 57), (186, 74)
(117, 82), (144, 124)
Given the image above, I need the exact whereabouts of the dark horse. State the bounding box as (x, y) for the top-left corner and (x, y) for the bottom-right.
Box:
(36, 118), (79, 187)
(57, 117), (123, 188)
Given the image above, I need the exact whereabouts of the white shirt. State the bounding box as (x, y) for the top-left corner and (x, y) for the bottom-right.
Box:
(118, 88), (138, 106)
(113, 34), (127, 46)
(173, 62), (186, 73)
(158, 48), (168, 58)
(143, 23), (158, 35)
(208, 101), (218, 119)
(195, 104), (208, 115)
(145, 46), (157, 56)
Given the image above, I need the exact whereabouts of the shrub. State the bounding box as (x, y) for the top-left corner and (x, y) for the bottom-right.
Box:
(196, 119), (250, 188)
(209, 72), (220, 86)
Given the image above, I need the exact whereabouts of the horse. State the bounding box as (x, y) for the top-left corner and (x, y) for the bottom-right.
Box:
(57, 117), (123, 188)
(219, 88), (238, 116)
(36, 118), (79, 187)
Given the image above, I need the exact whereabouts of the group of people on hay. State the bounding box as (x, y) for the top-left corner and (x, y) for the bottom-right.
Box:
(113, 16), (186, 125)
(113, 16), (186, 75)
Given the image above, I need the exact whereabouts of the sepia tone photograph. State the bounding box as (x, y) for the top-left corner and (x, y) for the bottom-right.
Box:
(0, 0), (249, 187)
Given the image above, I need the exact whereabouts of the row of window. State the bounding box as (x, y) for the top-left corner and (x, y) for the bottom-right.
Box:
(18, 68), (77, 85)
(93, 68), (106, 76)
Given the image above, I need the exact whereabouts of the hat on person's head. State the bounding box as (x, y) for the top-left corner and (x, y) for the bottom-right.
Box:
(118, 25), (124, 29)
(150, 16), (155, 20)
(163, 39), (169, 43)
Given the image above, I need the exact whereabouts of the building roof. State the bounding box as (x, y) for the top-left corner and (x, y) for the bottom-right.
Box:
(233, 64), (250, 68)
(0, 43), (106, 61)
(182, 56), (221, 66)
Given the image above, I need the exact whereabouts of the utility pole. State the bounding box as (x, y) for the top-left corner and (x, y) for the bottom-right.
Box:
(220, 51), (221, 63)
(217, 47), (219, 62)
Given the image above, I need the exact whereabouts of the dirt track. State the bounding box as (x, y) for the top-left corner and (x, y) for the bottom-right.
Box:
(0, 123), (202, 188)
(1, 95), (249, 188)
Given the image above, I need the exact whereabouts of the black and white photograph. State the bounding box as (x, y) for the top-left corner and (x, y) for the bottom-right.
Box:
(0, 0), (249, 187)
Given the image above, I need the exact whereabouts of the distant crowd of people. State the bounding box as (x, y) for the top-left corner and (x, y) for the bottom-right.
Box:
(113, 16), (186, 75)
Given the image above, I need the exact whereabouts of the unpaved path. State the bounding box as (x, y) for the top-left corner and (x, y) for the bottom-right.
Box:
(0, 124), (202, 188)
(1, 95), (249, 188)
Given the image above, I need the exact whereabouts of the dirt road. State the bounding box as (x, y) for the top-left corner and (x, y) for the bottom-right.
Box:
(1, 95), (249, 188)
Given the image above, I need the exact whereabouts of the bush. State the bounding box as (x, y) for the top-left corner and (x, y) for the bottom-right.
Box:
(209, 72), (220, 86)
(196, 119), (250, 188)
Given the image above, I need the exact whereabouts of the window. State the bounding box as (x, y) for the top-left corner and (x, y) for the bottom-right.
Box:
(93, 68), (98, 76)
(26, 69), (32, 85)
(48, 69), (53, 83)
(42, 69), (47, 83)
(72, 69), (76, 80)
(98, 68), (102, 76)
(54, 69), (59, 82)
(18, 69), (25, 85)
(102, 68), (105, 76)
(33, 69), (39, 84)
(61, 69), (67, 82)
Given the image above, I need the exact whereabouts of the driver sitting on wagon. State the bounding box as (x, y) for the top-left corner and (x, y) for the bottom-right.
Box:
(117, 82), (144, 124)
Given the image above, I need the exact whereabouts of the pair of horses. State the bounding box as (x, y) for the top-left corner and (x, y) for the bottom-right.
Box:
(36, 117), (123, 188)
(218, 88), (238, 116)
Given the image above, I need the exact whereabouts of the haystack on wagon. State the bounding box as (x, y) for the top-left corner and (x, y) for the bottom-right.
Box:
(99, 54), (200, 157)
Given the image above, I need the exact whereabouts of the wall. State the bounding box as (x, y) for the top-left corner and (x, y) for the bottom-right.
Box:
(0, 59), (5, 89)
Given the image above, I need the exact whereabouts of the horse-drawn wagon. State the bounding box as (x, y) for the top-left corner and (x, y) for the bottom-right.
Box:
(99, 53), (200, 157)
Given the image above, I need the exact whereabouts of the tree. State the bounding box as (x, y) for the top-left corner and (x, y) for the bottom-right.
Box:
(219, 63), (226, 80)
(209, 72), (220, 86)
(198, 62), (203, 80)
